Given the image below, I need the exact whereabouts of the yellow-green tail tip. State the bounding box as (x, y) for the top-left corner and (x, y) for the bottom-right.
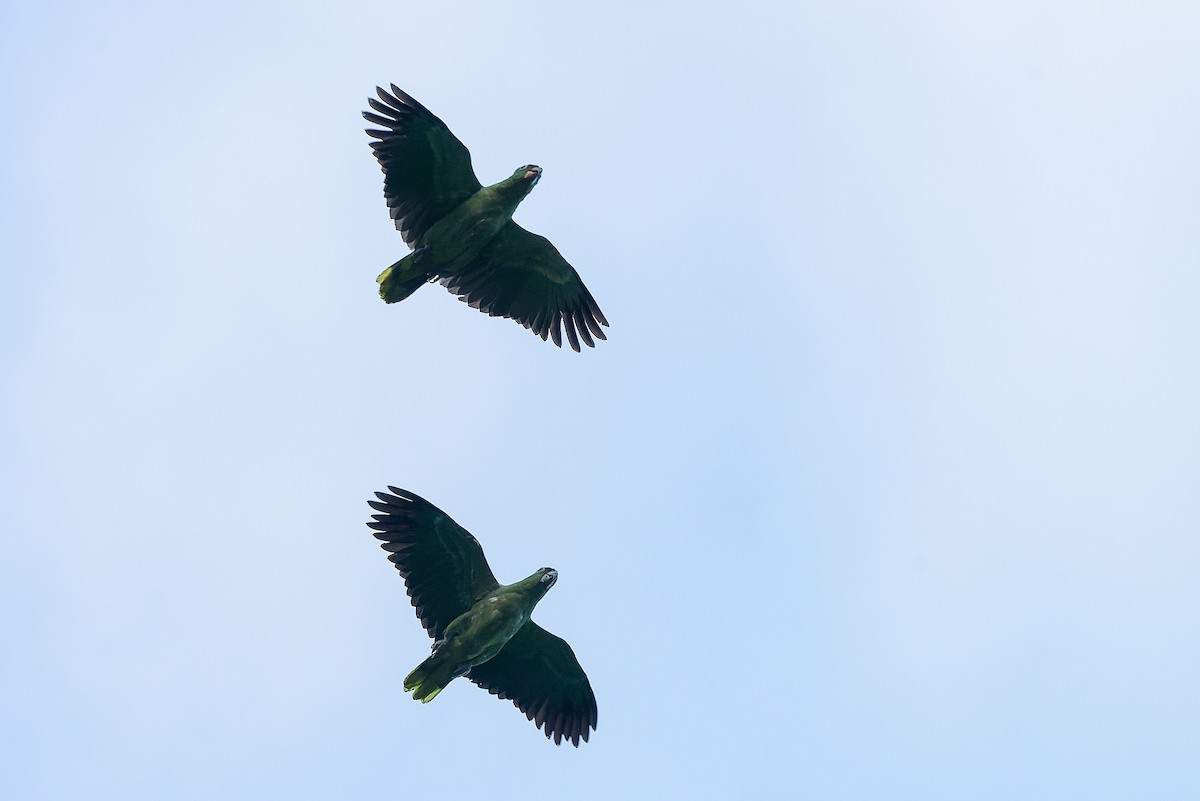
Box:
(404, 664), (445, 703)
(375, 256), (427, 304)
(404, 679), (443, 703)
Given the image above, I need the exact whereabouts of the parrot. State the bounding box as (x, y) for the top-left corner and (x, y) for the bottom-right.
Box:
(363, 86), (609, 351)
(367, 486), (597, 746)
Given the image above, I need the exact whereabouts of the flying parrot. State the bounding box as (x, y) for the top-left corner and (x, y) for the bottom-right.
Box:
(367, 486), (598, 746)
(362, 86), (609, 351)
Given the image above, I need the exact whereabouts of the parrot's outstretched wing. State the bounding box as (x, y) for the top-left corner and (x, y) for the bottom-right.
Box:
(367, 486), (499, 640)
(468, 621), (598, 747)
(363, 86), (482, 246)
(443, 222), (609, 351)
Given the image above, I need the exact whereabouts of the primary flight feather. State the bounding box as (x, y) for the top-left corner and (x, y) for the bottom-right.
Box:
(367, 486), (598, 746)
(363, 86), (609, 351)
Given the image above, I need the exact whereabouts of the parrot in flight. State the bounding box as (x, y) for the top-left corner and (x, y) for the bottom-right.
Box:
(367, 486), (598, 746)
(363, 86), (609, 351)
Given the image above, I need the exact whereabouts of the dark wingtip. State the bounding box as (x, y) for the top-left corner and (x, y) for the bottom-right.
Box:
(574, 311), (595, 349)
(563, 315), (582, 352)
(585, 294), (610, 329)
(549, 310), (564, 348)
(581, 303), (608, 340)
(387, 485), (419, 499)
(375, 85), (406, 113)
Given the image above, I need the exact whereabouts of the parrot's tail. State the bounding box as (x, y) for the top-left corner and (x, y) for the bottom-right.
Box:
(376, 251), (431, 304)
(403, 653), (464, 704)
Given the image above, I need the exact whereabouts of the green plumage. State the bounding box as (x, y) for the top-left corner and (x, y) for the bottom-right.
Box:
(363, 85), (609, 351)
(402, 568), (551, 703)
(367, 487), (597, 746)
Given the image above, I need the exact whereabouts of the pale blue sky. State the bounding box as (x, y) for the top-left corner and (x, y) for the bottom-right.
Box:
(3, 1), (1198, 798)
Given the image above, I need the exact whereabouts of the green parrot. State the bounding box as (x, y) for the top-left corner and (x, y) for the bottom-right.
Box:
(362, 85), (609, 351)
(367, 486), (598, 746)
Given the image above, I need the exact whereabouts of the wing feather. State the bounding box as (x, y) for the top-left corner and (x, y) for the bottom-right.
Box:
(363, 87), (482, 246)
(440, 223), (609, 351)
(367, 487), (499, 640)
(468, 622), (598, 747)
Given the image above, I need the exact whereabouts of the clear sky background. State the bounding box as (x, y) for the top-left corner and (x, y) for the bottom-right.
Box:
(3, 1), (1198, 798)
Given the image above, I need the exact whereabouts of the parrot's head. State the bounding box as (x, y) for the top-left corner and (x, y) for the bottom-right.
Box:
(502, 165), (542, 202)
(519, 567), (558, 602)
(517, 164), (542, 188)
